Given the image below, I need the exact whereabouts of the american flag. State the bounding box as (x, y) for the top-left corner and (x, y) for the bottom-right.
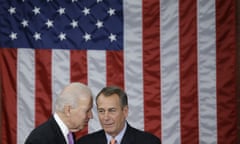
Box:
(0, 0), (238, 144)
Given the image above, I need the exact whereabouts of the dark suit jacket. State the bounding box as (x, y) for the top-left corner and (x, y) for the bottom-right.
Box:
(24, 116), (73, 144)
(77, 123), (161, 144)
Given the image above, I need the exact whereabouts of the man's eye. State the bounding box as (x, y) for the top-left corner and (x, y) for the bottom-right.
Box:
(109, 109), (116, 113)
(98, 109), (104, 113)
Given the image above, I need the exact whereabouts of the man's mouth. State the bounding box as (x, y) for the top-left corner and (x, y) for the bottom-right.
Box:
(104, 123), (113, 127)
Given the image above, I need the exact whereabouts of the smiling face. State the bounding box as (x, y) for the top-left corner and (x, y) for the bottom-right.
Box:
(97, 93), (128, 137)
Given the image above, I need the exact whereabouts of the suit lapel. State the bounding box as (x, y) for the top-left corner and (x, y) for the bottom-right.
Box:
(49, 116), (68, 144)
(99, 130), (108, 144)
(120, 123), (135, 144)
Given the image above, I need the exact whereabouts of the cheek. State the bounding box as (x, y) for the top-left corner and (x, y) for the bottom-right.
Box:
(98, 115), (104, 122)
(73, 110), (84, 120)
(77, 111), (85, 119)
(116, 113), (126, 123)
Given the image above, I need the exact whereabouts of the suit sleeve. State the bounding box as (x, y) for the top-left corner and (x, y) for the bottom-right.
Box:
(133, 131), (161, 144)
(24, 137), (45, 144)
(144, 133), (161, 144)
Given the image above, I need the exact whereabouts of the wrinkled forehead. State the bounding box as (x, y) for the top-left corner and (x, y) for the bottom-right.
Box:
(97, 94), (121, 107)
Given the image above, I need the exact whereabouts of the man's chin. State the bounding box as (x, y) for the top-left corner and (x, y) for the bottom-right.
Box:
(105, 130), (117, 137)
(104, 127), (114, 133)
(71, 126), (84, 132)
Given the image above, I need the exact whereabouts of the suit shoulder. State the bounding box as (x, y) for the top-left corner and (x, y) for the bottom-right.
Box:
(77, 130), (105, 144)
(25, 118), (57, 142)
(131, 127), (157, 137)
(27, 120), (51, 136)
(128, 126), (161, 144)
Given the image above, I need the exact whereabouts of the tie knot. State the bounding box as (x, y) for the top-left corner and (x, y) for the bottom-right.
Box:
(110, 138), (116, 144)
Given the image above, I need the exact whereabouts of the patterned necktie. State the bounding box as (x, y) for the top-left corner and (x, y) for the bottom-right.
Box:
(67, 132), (74, 144)
(110, 138), (116, 144)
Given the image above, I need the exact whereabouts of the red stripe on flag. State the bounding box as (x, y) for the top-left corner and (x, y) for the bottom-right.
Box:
(142, 0), (161, 138)
(179, 0), (199, 143)
(106, 51), (124, 89)
(216, 0), (237, 143)
(70, 50), (88, 84)
(0, 48), (17, 144)
(35, 50), (52, 126)
(70, 50), (88, 139)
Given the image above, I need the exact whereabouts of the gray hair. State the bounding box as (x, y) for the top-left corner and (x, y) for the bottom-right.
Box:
(54, 82), (92, 112)
(96, 86), (128, 109)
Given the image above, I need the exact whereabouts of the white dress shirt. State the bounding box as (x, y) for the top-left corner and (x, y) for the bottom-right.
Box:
(54, 113), (71, 144)
(105, 121), (127, 144)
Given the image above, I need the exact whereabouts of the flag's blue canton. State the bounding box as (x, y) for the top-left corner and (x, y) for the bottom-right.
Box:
(0, 0), (123, 50)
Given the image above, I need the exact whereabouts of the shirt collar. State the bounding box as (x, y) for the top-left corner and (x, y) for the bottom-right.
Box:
(54, 113), (69, 143)
(106, 121), (127, 144)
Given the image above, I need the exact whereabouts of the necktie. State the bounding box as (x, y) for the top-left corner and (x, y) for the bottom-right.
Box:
(67, 132), (74, 144)
(110, 138), (116, 144)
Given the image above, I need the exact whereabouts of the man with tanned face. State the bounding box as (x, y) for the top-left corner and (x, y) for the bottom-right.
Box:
(77, 86), (161, 144)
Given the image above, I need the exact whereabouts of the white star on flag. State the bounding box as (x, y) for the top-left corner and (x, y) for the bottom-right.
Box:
(58, 32), (66, 41)
(45, 19), (54, 28)
(9, 32), (17, 40)
(32, 7), (40, 15)
(96, 20), (104, 29)
(108, 8), (115, 16)
(82, 7), (90, 15)
(33, 32), (41, 40)
(70, 20), (78, 28)
(83, 33), (91, 41)
(8, 7), (16, 15)
(58, 7), (65, 15)
(21, 20), (29, 28)
(109, 33), (116, 42)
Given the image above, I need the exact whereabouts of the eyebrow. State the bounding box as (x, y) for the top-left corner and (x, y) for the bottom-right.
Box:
(97, 107), (117, 111)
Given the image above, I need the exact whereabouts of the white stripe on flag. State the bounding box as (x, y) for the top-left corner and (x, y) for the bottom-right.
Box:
(124, 0), (144, 130)
(160, 0), (181, 144)
(17, 49), (35, 144)
(197, 0), (217, 143)
(52, 50), (70, 111)
(88, 50), (106, 133)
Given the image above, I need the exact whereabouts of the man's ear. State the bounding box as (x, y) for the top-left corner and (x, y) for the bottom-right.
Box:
(123, 106), (129, 117)
(64, 105), (71, 116)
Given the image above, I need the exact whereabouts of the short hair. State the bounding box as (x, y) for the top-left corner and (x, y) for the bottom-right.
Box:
(96, 86), (128, 108)
(54, 82), (92, 112)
